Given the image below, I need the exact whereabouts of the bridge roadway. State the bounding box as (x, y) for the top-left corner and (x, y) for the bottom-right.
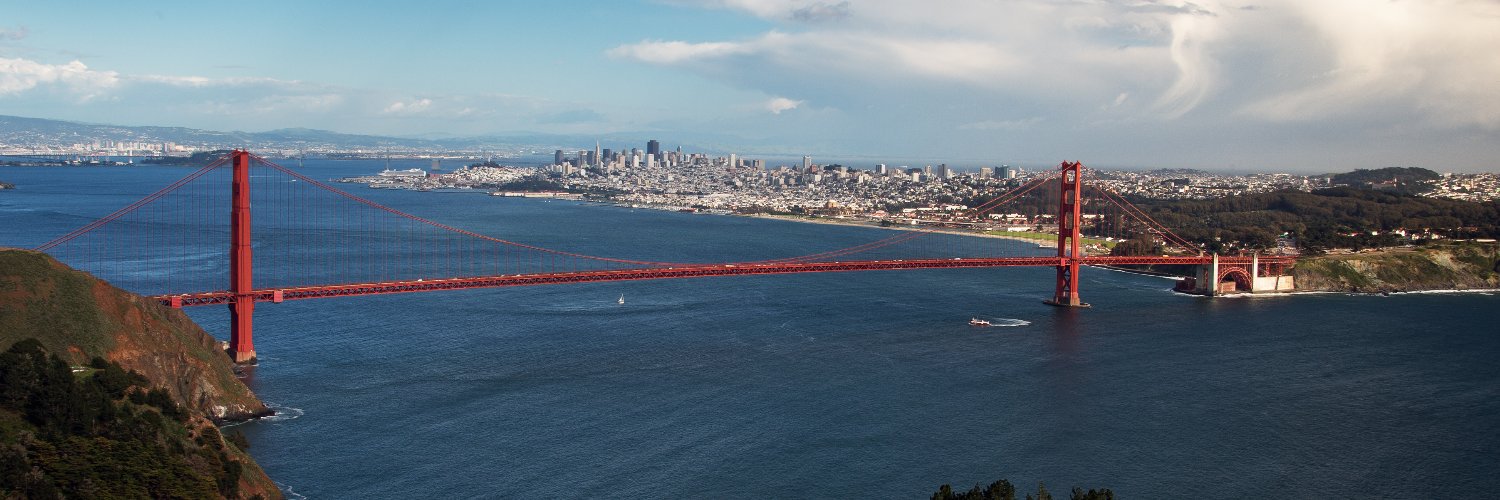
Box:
(153, 255), (1293, 308)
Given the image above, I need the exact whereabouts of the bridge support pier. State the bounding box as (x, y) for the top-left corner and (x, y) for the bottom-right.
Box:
(228, 150), (256, 364)
(1044, 161), (1090, 308)
(1175, 252), (1297, 296)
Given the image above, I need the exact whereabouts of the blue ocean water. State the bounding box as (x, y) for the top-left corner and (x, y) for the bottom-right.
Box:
(3, 160), (1498, 498)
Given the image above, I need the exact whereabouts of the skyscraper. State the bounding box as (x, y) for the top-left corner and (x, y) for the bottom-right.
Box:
(594, 141), (602, 167)
(647, 140), (661, 160)
(802, 155), (812, 171)
(554, 149), (565, 165)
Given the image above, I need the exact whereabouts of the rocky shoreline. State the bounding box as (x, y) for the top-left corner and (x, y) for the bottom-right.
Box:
(1292, 245), (1500, 293)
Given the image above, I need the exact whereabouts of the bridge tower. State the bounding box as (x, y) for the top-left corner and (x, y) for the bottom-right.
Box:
(228, 150), (256, 363)
(1045, 161), (1089, 307)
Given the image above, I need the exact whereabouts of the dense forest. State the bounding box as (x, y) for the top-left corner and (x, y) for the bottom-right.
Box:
(1127, 187), (1500, 253)
(0, 340), (259, 499)
(1329, 167), (1440, 194)
(931, 479), (1114, 500)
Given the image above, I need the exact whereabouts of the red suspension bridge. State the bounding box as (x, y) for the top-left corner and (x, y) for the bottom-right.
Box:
(33, 151), (1295, 363)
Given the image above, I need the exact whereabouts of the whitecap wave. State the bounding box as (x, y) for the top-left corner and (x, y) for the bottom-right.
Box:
(259, 402), (305, 423)
(1398, 288), (1500, 295)
(276, 481), (309, 500)
(219, 402), (303, 428)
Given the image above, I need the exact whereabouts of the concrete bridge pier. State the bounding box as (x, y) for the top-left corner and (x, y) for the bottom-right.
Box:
(1175, 253), (1296, 296)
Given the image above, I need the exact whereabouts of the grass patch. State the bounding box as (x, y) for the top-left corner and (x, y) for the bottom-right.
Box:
(0, 250), (119, 358)
(1373, 254), (1455, 284)
(1302, 259), (1375, 288)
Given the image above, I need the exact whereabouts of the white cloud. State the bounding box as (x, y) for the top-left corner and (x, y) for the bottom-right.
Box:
(0, 57), (593, 135)
(382, 98), (433, 115)
(958, 117), (1043, 131)
(607, 40), (750, 64)
(765, 96), (802, 114)
(617, 0), (1500, 131)
(0, 57), (118, 100)
(1236, 0), (1500, 129)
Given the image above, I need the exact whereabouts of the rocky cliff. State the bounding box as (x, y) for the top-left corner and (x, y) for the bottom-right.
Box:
(0, 248), (280, 498)
(0, 248), (271, 421)
(1292, 244), (1500, 293)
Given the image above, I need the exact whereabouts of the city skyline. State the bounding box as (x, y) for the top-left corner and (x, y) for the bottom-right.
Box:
(2, 1), (1499, 173)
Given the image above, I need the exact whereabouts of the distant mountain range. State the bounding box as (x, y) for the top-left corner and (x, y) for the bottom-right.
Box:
(0, 114), (753, 156)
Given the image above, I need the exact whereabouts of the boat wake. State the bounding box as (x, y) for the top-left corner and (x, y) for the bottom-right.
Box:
(975, 318), (1030, 327)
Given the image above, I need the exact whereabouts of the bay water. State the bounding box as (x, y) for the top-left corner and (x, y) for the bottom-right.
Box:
(2, 160), (1497, 498)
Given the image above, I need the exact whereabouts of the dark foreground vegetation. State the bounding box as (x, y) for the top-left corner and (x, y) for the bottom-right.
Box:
(0, 340), (259, 499)
(931, 479), (1114, 500)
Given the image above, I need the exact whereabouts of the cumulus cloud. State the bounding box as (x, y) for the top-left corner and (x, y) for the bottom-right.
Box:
(765, 96), (803, 114)
(1236, 0), (1500, 129)
(616, 0), (1500, 131)
(0, 57), (119, 99)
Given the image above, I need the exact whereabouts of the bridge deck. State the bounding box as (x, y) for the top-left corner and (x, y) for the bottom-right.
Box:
(154, 255), (1294, 307)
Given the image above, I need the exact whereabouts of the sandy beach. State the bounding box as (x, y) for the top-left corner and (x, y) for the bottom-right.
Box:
(741, 213), (1064, 248)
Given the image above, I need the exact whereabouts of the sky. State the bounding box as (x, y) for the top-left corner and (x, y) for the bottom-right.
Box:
(2, 0), (1499, 172)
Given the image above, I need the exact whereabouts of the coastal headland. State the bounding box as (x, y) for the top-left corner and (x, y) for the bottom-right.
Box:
(0, 248), (281, 498)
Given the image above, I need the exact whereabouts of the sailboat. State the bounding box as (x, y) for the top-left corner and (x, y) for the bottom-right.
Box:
(617, 294), (625, 305)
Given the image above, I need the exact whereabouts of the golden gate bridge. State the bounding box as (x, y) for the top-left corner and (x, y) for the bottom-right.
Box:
(32, 151), (1295, 363)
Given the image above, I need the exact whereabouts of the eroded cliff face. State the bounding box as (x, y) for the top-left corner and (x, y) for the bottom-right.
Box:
(1, 249), (282, 498)
(1293, 245), (1500, 292)
(0, 249), (270, 421)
